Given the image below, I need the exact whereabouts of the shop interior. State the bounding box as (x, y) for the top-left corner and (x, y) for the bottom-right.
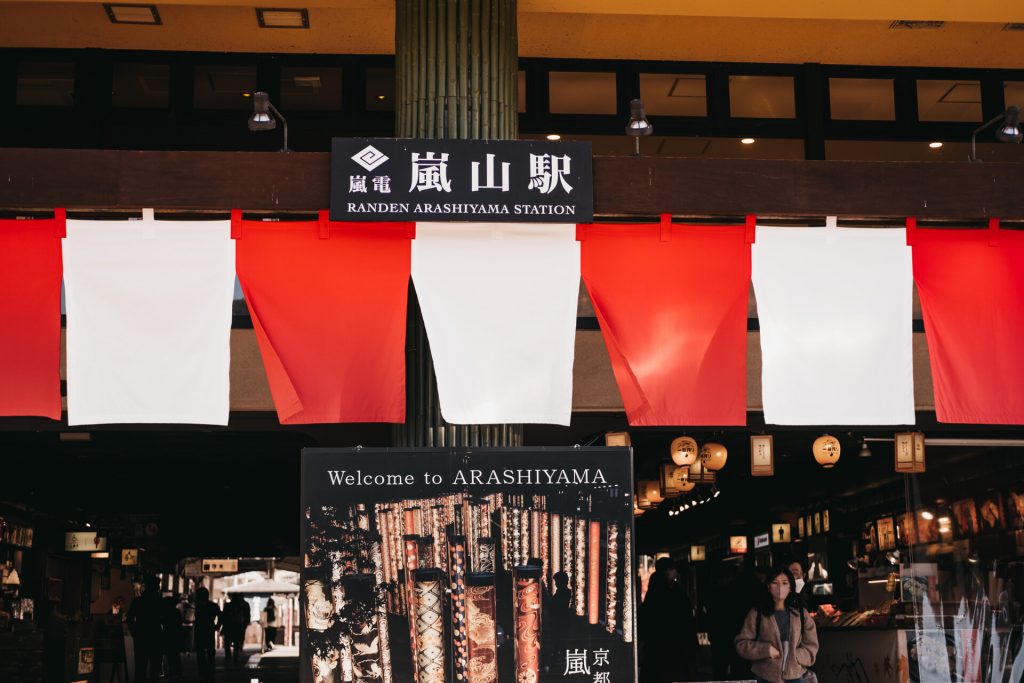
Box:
(4, 416), (1024, 681)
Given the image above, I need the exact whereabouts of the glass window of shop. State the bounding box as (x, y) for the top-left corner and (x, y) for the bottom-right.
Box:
(728, 75), (796, 118)
(365, 67), (395, 111)
(193, 64), (257, 110)
(548, 71), (617, 115)
(829, 77), (896, 120)
(279, 66), (342, 111)
(16, 61), (75, 107)
(917, 79), (983, 122)
(640, 73), (708, 117)
(112, 63), (170, 109)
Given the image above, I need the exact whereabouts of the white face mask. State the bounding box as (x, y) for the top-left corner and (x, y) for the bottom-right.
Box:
(795, 578), (805, 593)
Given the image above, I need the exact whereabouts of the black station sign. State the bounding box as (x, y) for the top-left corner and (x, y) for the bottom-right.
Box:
(330, 138), (593, 222)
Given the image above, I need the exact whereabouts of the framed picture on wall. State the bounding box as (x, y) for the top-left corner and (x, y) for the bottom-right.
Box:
(798, 517), (805, 538)
(814, 512), (822, 535)
(976, 493), (1005, 533)
(877, 517), (896, 551)
(917, 511), (939, 544)
(952, 499), (979, 537)
(898, 512), (918, 547)
(1006, 489), (1024, 530)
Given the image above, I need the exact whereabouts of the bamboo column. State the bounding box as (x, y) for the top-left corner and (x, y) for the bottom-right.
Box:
(393, 0), (521, 449)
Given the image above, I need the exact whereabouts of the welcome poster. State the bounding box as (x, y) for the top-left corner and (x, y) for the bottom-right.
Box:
(300, 447), (637, 683)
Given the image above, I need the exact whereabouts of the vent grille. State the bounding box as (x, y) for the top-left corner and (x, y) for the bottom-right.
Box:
(889, 20), (945, 30)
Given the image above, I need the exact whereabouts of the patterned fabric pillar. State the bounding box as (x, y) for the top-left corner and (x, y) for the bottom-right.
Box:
(404, 535), (422, 681)
(605, 522), (618, 634)
(550, 513), (561, 576)
(587, 520), (601, 625)
(466, 573), (498, 683)
(623, 525), (634, 644)
(513, 565), (542, 683)
(330, 552), (355, 682)
(574, 518), (586, 617)
(343, 574), (385, 683)
(413, 568), (447, 683)
(449, 535), (469, 683)
(500, 507), (511, 571)
(306, 578), (338, 683)
(371, 537), (394, 683)
(477, 538), (496, 574)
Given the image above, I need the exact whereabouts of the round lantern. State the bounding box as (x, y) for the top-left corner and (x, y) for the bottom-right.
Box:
(699, 442), (729, 471)
(668, 465), (696, 493)
(644, 480), (664, 504)
(670, 436), (699, 467)
(813, 434), (841, 469)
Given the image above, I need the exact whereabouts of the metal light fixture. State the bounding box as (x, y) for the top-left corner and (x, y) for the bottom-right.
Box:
(625, 99), (652, 156)
(859, 440), (873, 458)
(970, 105), (1022, 162)
(248, 91), (290, 152)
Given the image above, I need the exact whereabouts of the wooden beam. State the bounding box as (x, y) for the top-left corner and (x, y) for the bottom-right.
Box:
(1, 148), (1022, 218)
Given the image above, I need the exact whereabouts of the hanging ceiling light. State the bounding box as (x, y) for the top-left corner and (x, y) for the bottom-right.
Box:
(625, 98), (652, 156)
(248, 91), (291, 152)
(970, 105), (1022, 161)
(858, 440), (873, 458)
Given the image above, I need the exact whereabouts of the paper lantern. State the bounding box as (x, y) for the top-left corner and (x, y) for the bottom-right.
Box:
(605, 431), (631, 447)
(895, 432), (926, 473)
(643, 479), (664, 504)
(699, 442), (728, 471)
(687, 458), (716, 484)
(670, 436), (699, 466)
(660, 463), (695, 495)
(813, 434), (841, 469)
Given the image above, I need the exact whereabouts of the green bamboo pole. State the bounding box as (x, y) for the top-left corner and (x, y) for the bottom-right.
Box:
(394, 0), (520, 447)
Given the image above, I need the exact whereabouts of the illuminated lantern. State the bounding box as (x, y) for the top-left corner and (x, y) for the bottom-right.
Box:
(812, 434), (841, 469)
(644, 479), (664, 504)
(688, 458), (715, 484)
(699, 442), (728, 471)
(670, 436), (699, 467)
(605, 432), (631, 447)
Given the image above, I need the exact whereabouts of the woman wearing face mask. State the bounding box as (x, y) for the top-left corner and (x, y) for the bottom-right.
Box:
(735, 566), (818, 683)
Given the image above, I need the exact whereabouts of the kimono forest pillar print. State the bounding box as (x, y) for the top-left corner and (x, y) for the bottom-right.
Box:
(301, 447), (637, 683)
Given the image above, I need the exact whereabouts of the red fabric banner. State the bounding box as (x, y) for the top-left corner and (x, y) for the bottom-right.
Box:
(0, 212), (65, 419)
(235, 214), (414, 424)
(911, 221), (1024, 424)
(579, 220), (751, 426)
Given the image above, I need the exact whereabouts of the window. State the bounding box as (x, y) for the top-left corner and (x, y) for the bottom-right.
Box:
(548, 71), (616, 115)
(917, 80), (982, 122)
(112, 63), (170, 109)
(365, 68), (395, 111)
(193, 64), (256, 110)
(16, 62), (75, 107)
(279, 66), (342, 111)
(1004, 81), (1024, 109)
(729, 75), (795, 118)
(640, 74), (707, 117)
(829, 78), (895, 121)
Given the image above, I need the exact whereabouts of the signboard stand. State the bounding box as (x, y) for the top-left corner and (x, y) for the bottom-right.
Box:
(300, 447), (636, 683)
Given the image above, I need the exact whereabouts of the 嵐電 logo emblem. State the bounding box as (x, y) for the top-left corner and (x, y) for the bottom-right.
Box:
(351, 145), (389, 172)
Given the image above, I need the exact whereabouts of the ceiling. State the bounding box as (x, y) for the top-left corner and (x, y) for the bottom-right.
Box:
(1, 1), (1023, 68)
